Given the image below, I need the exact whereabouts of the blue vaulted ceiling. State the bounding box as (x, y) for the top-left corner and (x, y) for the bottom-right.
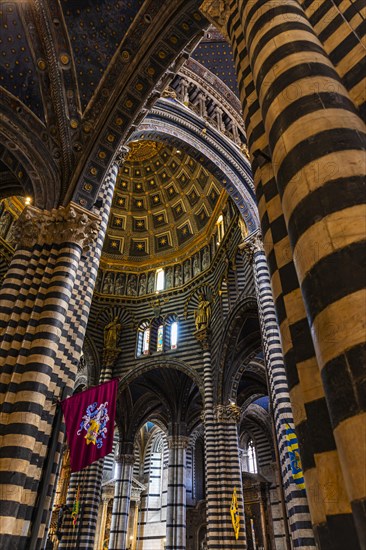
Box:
(61, 0), (144, 110)
(192, 31), (239, 97)
(0, 2), (44, 119)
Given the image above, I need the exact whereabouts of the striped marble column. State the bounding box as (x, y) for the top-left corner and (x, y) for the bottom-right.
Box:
(199, 336), (246, 549)
(233, 0), (366, 543)
(166, 430), (189, 550)
(108, 443), (135, 550)
(0, 203), (100, 550)
(59, 154), (126, 550)
(241, 235), (316, 548)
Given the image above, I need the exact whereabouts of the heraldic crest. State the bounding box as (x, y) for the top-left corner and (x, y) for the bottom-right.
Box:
(77, 401), (110, 448)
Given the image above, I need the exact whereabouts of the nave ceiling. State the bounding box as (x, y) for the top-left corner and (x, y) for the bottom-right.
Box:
(0, 1), (239, 212)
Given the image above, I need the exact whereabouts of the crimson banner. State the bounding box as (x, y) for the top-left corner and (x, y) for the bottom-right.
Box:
(61, 379), (118, 472)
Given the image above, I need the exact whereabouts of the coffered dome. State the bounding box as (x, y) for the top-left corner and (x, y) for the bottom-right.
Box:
(101, 140), (228, 270)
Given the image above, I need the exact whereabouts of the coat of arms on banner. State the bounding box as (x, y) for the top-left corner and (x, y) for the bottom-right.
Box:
(77, 401), (110, 448)
(62, 379), (118, 472)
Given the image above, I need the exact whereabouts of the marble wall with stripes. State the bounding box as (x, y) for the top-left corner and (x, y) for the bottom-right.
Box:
(203, 0), (366, 548)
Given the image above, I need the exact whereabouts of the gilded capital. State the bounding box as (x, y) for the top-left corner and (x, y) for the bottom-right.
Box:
(200, 0), (230, 39)
(215, 403), (241, 423)
(14, 202), (100, 251)
(194, 327), (210, 350)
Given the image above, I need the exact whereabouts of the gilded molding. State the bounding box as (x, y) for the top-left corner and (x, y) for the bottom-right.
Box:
(14, 202), (100, 251)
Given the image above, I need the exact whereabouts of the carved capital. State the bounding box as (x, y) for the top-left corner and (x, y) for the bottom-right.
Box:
(215, 403), (241, 423)
(167, 435), (190, 450)
(116, 453), (135, 465)
(115, 145), (130, 167)
(103, 347), (122, 367)
(194, 327), (210, 349)
(200, 0), (230, 39)
(162, 86), (177, 99)
(239, 233), (264, 263)
(14, 202), (100, 251)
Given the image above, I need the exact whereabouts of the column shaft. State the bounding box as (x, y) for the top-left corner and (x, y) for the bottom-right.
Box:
(247, 238), (316, 548)
(109, 452), (134, 550)
(59, 163), (121, 550)
(202, 345), (246, 549)
(229, 0), (366, 544)
(166, 435), (188, 550)
(0, 202), (99, 549)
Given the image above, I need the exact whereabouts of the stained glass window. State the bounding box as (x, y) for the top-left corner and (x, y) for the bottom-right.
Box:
(143, 328), (150, 355)
(216, 214), (225, 244)
(157, 325), (164, 352)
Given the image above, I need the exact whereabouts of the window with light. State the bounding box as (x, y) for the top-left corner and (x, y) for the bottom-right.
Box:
(247, 439), (258, 474)
(170, 321), (178, 349)
(216, 214), (225, 244)
(156, 268), (165, 291)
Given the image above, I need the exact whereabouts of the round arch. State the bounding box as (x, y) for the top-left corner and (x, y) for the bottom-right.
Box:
(0, 91), (61, 208)
(216, 296), (259, 402)
(118, 357), (204, 398)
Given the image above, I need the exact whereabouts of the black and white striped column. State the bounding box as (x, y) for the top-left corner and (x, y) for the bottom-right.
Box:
(166, 431), (189, 550)
(59, 155), (126, 550)
(241, 234), (316, 548)
(200, 338), (246, 549)
(227, 0), (366, 541)
(108, 443), (135, 550)
(0, 203), (100, 550)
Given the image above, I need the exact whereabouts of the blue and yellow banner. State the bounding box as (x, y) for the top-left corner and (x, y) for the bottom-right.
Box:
(230, 487), (240, 540)
(285, 424), (305, 490)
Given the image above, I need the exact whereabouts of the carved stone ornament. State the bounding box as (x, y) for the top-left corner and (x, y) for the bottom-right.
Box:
(162, 86), (177, 99)
(194, 327), (210, 349)
(239, 233), (264, 263)
(200, 0), (230, 38)
(215, 403), (241, 423)
(115, 453), (135, 465)
(114, 145), (130, 167)
(167, 435), (190, 450)
(14, 202), (100, 251)
(103, 348), (121, 368)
